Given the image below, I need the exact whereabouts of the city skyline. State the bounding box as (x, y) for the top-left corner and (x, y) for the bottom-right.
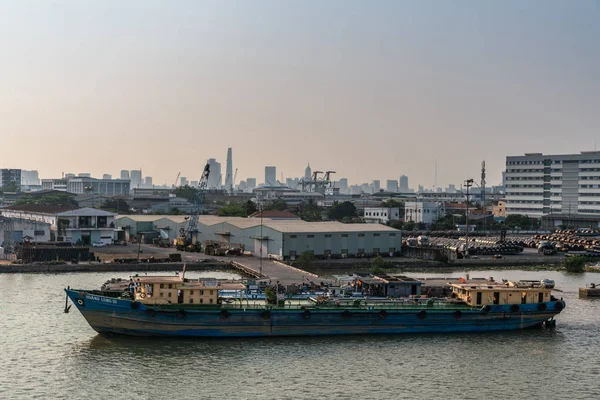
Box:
(1, 1), (599, 187)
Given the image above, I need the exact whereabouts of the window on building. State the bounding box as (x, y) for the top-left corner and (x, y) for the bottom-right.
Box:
(189, 299), (194, 304)
(307, 235), (314, 238)
(160, 284), (164, 289)
(200, 299), (203, 304)
(325, 234), (332, 238)
(210, 299), (214, 304)
(34, 230), (45, 236)
(342, 234), (349, 237)
(389, 233), (396, 237)
(210, 290), (214, 295)
(290, 235), (297, 238)
(190, 290), (194, 295)
(357, 248), (365, 254)
(374, 233), (380, 237)
(168, 292), (172, 297)
(358, 234), (365, 237)
(168, 284), (172, 289)
(200, 290), (204, 295)
(160, 292), (164, 297)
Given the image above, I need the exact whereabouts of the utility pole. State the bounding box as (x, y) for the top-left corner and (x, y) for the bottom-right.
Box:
(465, 179), (474, 258)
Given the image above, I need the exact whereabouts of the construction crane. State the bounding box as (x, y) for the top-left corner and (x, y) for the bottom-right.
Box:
(324, 171), (336, 186)
(176, 164), (210, 252)
(173, 172), (181, 188)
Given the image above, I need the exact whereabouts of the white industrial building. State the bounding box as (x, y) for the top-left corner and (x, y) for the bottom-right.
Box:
(363, 207), (400, 224)
(404, 201), (444, 225)
(116, 215), (401, 260)
(41, 177), (130, 195)
(505, 151), (600, 218)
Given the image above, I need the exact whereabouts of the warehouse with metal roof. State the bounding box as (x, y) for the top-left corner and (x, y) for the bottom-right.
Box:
(116, 215), (401, 260)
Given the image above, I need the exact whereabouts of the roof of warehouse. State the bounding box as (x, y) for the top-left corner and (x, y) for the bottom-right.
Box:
(114, 215), (400, 233)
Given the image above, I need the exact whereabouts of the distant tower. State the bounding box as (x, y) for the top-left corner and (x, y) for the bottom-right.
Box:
(265, 166), (276, 186)
(399, 175), (409, 192)
(481, 161), (486, 203)
(225, 148), (233, 190)
(305, 163), (311, 180)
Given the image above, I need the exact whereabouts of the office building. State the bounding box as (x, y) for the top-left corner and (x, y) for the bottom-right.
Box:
(130, 170), (143, 188)
(386, 180), (398, 192)
(337, 178), (348, 194)
(399, 175), (409, 192)
(180, 177), (188, 187)
(21, 170), (40, 186)
(372, 180), (381, 193)
(404, 201), (444, 225)
(305, 163), (312, 179)
(246, 178), (257, 192)
(103, 174), (112, 180)
(0, 169), (22, 189)
(207, 159), (222, 189)
(505, 151), (600, 218)
(120, 170), (130, 180)
(145, 177), (153, 186)
(265, 166), (277, 186)
(42, 177), (130, 195)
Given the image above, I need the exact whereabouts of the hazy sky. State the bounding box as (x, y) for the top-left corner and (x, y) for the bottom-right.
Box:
(1, 0), (599, 188)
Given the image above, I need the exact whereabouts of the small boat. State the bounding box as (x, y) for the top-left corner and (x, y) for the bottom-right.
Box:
(65, 276), (565, 337)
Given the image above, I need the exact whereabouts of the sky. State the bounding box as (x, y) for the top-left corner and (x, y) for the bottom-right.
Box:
(1, 0), (599, 188)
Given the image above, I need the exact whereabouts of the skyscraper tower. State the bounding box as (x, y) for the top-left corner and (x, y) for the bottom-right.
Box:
(305, 163), (311, 179)
(265, 166), (276, 186)
(399, 175), (409, 192)
(225, 148), (233, 190)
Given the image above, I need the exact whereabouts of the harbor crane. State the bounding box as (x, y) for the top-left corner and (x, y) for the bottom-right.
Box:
(176, 164), (210, 252)
(173, 172), (181, 188)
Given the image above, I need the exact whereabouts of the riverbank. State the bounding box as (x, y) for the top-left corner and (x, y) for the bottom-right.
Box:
(0, 261), (255, 276)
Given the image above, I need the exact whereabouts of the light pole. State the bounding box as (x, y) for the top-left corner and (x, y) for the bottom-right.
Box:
(464, 179), (474, 258)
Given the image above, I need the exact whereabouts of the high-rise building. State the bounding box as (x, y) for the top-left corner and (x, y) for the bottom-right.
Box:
(65, 173), (76, 179)
(399, 175), (409, 192)
(504, 151), (600, 218)
(77, 173), (91, 178)
(246, 178), (257, 192)
(130, 170), (143, 188)
(386, 180), (398, 192)
(447, 184), (456, 193)
(337, 178), (348, 194)
(418, 184), (424, 193)
(0, 169), (22, 189)
(305, 163), (312, 179)
(145, 177), (153, 186)
(265, 166), (276, 186)
(372, 180), (381, 192)
(103, 174), (112, 180)
(120, 170), (130, 180)
(190, 180), (199, 188)
(21, 170), (40, 186)
(180, 177), (188, 186)
(224, 147), (233, 190)
(206, 159), (222, 189)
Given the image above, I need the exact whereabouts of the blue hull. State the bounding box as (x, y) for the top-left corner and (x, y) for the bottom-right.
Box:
(65, 289), (565, 337)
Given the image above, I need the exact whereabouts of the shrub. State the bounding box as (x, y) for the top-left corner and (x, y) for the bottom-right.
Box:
(563, 256), (586, 273)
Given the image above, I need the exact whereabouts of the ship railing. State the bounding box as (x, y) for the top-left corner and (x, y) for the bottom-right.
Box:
(219, 301), (478, 311)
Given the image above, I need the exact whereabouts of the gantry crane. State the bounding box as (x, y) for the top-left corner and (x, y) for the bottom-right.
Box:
(176, 164), (210, 252)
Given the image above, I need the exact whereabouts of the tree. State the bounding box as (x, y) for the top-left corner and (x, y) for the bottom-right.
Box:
(504, 214), (540, 230)
(99, 198), (130, 213)
(0, 182), (20, 193)
(327, 201), (357, 221)
(563, 256), (586, 273)
(168, 208), (184, 215)
(244, 200), (258, 216)
(264, 199), (288, 211)
(296, 250), (316, 268)
(217, 202), (247, 217)
(404, 221), (415, 231)
(16, 193), (78, 207)
(173, 185), (198, 202)
(293, 199), (323, 222)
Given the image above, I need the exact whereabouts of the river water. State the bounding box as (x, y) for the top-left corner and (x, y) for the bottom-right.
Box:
(1, 270), (599, 400)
